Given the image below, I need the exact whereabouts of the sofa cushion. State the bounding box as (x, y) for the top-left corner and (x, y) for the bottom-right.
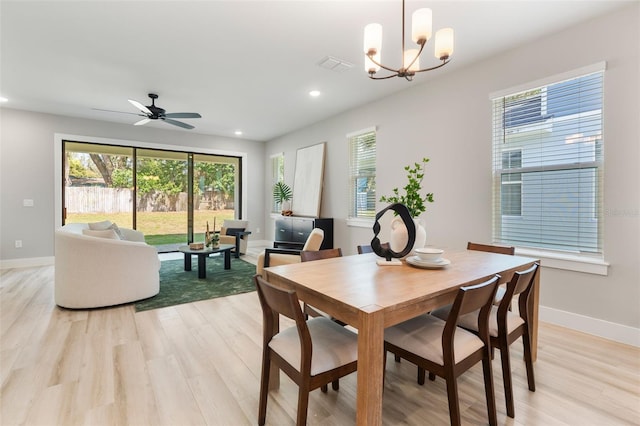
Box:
(108, 223), (126, 239)
(88, 220), (113, 230)
(82, 228), (120, 239)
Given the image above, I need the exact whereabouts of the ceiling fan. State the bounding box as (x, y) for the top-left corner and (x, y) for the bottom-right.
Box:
(96, 93), (201, 129)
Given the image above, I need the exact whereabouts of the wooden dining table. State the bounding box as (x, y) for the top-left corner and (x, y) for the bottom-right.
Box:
(264, 248), (540, 425)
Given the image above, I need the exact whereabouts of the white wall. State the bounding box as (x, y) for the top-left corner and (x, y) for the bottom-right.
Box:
(0, 109), (266, 262)
(264, 4), (640, 339)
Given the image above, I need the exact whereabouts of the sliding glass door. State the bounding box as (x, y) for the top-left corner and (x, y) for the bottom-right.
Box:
(62, 141), (241, 251)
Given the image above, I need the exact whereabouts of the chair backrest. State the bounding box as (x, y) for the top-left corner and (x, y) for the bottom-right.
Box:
(302, 228), (324, 251)
(357, 244), (373, 254)
(444, 275), (500, 348)
(254, 274), (309, 331)
(221, 219), (248, 236)
(467, 242), (515, 256)
(300, 248), (342, 262)
(499, 263), (539, 320)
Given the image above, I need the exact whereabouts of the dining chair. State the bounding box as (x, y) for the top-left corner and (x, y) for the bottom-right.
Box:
(356, 244), (373, 254)
(255, 228), (324, 275)
(384, 275), (500, 426)
(254, 274), (358, 426)
(467, 242), (515, 305)
(432, 263), (539, 419)
(300, 248), (346, 331)
(300, 248), (343, 262)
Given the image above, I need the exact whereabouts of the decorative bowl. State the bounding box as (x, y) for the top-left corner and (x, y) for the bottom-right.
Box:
(414, 247), (444, 262)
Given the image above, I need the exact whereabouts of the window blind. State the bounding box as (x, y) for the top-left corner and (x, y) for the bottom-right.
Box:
(491, 68), (604, 253)
(348, 128), (376, 219)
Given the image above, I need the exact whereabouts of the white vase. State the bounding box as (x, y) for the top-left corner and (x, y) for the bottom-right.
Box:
(390, 217), (427, 256)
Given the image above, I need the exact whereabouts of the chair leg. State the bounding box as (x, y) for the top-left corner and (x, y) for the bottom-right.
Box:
(444, 376), (462, 426)
(482, 350), (498, 426)
(321, 384), (328, 393)
(258, 352), (271, 426)
(296, 384), (310, 426)
(499, 340), (516, 418)
(522, 330), (536, 392)
(332, 380), (339, 391)
(394, 354), (401, 362)
(428, 372), (436, 381)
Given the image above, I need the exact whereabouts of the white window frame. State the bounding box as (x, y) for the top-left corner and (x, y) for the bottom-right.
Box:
(490, 62), (609, 275)
(346, 127), (376, 227)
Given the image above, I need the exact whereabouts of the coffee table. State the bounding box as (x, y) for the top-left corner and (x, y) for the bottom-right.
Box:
(178, 244), (234, 279)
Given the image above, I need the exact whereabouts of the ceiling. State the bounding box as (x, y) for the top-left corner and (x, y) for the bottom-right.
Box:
(0, 1), (630, 142)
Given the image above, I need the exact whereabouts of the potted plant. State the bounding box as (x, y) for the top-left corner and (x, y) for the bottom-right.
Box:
(379, 157), (434, 252)
(273, 181), (293, 215)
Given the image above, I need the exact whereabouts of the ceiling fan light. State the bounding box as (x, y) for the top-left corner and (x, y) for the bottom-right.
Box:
(364, 23), (382, 55)
(435, 28), (454, 60)
(411, 8), (432, 44)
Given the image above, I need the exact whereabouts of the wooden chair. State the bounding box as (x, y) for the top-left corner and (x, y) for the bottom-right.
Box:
(255, 228), (324, 275)
(384, 276), (500, 426)
(300, 248), (346, 330)
(432, 263), (539, 418)
(254, 275), (358, 426)
(357, 244), (373, 254)
(300, 248), (342, 262)
(467, 242), (515, 305)
(467, 241), (515, 256)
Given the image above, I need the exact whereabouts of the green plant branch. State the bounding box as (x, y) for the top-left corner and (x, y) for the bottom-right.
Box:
(379, 157), (434, 217)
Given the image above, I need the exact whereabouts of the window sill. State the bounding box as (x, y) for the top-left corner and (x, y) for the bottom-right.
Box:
(346, 218), (374, 228)
(515, 247), (610, 276)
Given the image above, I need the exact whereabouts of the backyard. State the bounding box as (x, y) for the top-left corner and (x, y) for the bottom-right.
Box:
(67, 209), (235, 245)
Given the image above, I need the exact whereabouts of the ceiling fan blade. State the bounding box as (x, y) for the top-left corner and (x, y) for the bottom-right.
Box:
(164, 112), (202, 119)
(134, 118), (151, 126)
(92, 108), (145, 116)
(128, 99), (152, 115)
(163, 118), (195, 129)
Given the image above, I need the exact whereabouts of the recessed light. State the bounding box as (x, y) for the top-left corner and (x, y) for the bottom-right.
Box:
(234, 130), (243, 136)
(0, 96), (8, 103)
(309, 90), (321, 97)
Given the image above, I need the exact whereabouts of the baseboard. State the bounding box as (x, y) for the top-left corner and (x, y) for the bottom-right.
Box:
(0, 256), (55, 269)
(248, 239), (271, 247)
(540, 305), (640, 347)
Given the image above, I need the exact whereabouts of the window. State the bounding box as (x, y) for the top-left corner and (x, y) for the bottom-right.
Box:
(271, 153), (284, 212)
(348, 127), (376, 220)
(491, 63), (604, 254)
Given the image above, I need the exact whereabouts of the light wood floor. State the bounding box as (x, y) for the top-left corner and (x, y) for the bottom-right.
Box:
(1, 256), (639, 425)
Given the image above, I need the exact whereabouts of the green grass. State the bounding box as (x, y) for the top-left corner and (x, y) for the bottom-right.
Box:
(67, 210), (235, 245)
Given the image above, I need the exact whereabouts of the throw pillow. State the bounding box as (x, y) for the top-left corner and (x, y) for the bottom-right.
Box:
(82, 229), (120, 240)
(88, 220), (113, 230)
(225, 227), (245, 236)
(109, 223), (126, 240)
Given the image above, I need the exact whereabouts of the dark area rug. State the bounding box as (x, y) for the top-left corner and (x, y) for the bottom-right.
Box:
(135, 256), (257, 312)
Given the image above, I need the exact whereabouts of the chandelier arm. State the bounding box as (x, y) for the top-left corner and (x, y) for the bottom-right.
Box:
(367, 53), (401, 74)
(414, 58), (451, 74)
(368, 73), (400, 80)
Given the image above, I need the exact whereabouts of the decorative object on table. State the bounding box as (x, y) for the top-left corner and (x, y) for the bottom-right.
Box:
(273, 181), (293, 215)
(363, 0), (454, 81)
(371, 203), (415, 266)
(379, 157), (433, 253)
(189, 242), (204, 250)
(205, 220), (220, 248)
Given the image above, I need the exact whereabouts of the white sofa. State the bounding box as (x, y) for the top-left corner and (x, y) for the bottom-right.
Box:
(54, 222), (160, 309)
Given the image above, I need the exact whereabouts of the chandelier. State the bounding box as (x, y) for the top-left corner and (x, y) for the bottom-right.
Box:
(364, 0), (454, 81)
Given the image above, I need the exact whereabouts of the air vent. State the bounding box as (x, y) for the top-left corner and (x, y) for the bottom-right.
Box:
(317, 56), (354, 73)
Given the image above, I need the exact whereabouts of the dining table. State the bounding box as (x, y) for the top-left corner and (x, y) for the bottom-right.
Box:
(263, 248), (540, 426)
